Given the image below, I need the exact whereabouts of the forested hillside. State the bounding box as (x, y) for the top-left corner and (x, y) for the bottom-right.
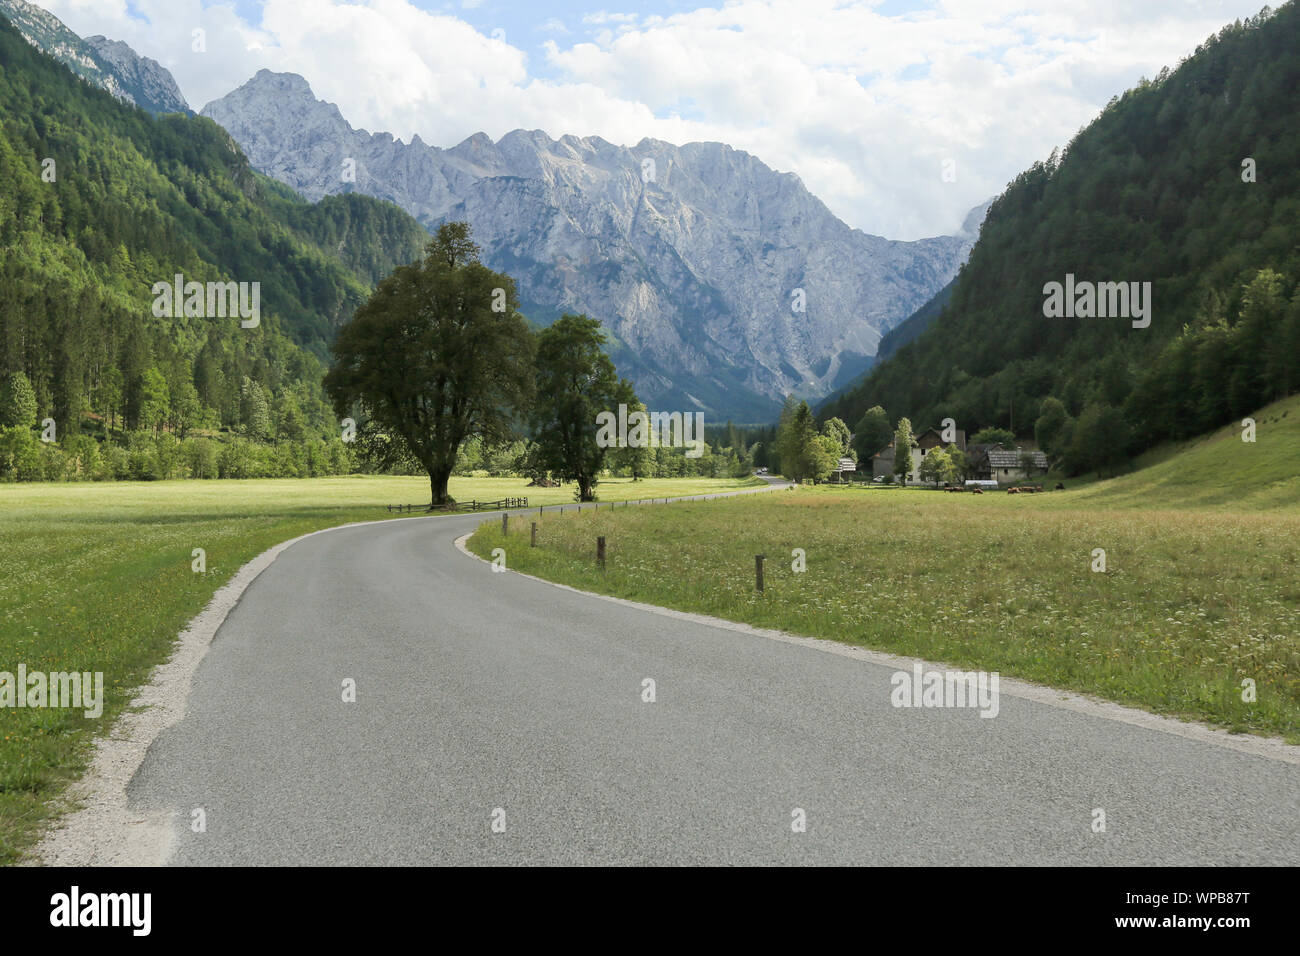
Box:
(0, 13), (428, 478)
(822, 3), (1300, 472)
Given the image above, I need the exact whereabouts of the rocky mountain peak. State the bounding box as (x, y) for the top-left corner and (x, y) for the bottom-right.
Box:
(202, 72), (981, 419)
(0, 0), (188, 115)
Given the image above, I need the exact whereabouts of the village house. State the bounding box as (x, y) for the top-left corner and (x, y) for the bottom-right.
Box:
(871, 426), (966, 483)
(971, 445), (1049, 482)
(915, 427), (967, 454)
(871, 426), (1047, 485)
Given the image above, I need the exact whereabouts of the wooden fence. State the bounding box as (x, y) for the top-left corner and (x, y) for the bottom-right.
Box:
(386, 496), (529, 514)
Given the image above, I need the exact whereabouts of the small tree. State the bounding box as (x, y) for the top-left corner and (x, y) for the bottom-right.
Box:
(613, 399), (653, 480)
(774, 395), (802, 478)
(821, 417), (851, 458)
(776, 398), (828, 482)
(852, 405), (891, 462)
(0, 371), (37, 429)
(971, 426), (1015, 447)
(919, 447), (950, 486)
(806, 432), (839, 482)
(893, 417), (915, 485)
(944, 443), (969, 481)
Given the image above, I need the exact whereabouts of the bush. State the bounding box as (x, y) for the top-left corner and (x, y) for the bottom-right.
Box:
(39, 440), (72, 481)
(152, 433), (183, 480)
(125, 432), (157, 480)
(0, 430), (367, 481)
(0, 426), (42, 481)
(218, 438), (258, 479)
(96, 442), (130, 480)
(328, 440), (353, 475)
(62, 434), (101, 479)
(183, 437), (219, 479)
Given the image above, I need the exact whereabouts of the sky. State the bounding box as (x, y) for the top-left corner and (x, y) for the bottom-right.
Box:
(31, 0), (1273, 239)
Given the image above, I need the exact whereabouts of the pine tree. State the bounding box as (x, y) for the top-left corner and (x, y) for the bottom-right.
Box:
(0, 371), (37, 428)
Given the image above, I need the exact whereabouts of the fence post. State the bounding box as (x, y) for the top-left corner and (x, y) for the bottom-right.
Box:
(531, 522), (537, 547)
(502, 513), (508, 535)
(597, 536), (606, 572)
(755, 554), (765, 592)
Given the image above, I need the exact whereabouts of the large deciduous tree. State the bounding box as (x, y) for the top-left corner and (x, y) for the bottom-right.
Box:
(852, 405), (892, 462)
(324, 223), (535, 507)
(821, 417), (851, 458)
(531, 314), (635, 502)
(1034, 396), (1071, 461)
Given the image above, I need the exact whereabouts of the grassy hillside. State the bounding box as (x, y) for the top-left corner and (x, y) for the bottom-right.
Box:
(1063, 393), (1300, 510)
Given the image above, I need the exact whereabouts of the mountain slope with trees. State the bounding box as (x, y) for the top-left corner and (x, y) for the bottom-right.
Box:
(821, 3), (1300, 474)
(0, 12), (429, 479)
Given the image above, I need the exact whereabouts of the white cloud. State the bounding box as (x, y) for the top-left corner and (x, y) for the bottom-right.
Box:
(30, 0), (1271, 238)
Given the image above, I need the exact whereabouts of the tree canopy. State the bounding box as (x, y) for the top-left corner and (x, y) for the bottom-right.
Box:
(325, 223), (535, 506)
(531, 314), (636, 502)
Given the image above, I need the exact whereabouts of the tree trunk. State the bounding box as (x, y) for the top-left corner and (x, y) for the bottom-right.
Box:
(578, 475), (595, 502)
(428, 464), (454, 508)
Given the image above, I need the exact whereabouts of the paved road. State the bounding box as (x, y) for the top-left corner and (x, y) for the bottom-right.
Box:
(128, 489), (1300, 865)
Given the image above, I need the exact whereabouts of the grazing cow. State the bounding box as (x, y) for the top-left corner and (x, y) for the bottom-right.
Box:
(1007, 487), (1019, 494)
(972, 487), (983, 495)
(1055, 482), (1065, 490)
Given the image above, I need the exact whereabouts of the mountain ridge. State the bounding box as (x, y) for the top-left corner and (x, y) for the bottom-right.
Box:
(203, 69), (984, 420)
(0, 0), (189, 115)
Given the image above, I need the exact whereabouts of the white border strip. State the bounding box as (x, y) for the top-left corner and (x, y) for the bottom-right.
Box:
(455, 532), (1300, 766)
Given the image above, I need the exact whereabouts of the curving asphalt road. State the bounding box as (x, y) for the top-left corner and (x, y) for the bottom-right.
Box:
(125, 486), (1300, 866)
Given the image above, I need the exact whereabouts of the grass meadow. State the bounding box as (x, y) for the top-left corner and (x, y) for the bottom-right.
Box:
(0, 473), (758, 863)
(469, 483), (1300, 743)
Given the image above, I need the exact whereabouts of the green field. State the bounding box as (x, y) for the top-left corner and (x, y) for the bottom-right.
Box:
(0, 473), (758, 863)
(1066, 394), (1300, 510)
(468, 417), (1300, 743)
